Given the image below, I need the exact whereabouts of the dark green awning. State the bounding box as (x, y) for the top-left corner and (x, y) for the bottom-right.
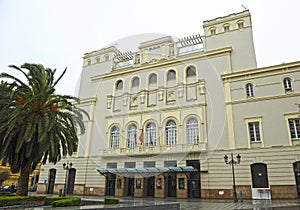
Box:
(97, 166), (197, 176)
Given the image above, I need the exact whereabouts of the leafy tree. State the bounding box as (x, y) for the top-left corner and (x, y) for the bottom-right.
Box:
(0, 63), (88, 196)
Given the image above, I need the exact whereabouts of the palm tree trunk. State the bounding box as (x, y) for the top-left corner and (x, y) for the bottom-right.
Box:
(16, 166), (30, 196)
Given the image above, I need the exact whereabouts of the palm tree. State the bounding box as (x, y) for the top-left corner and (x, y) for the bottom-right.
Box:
(0, 63), (88, 196)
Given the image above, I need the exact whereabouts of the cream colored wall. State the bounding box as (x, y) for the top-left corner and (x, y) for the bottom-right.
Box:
(201, 146), (300, 190)
(224, 65), (300, 149)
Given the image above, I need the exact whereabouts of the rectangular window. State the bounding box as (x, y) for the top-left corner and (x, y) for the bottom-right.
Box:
(107, 162), (117, 168)
(248, 122), (261, 142)
(144, 161), (155, 168)
(288, 118), (300, 139)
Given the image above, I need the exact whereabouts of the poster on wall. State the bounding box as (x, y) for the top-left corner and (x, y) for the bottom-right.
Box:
(156, 178), (162, 189)
(136, 179), (141, 189)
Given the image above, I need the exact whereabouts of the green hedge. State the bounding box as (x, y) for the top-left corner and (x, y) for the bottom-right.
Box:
(44, 196), (67, 205)
(52, 197), (81, 207)
(104, 198), (119, 204)
(0, 196), (82, 207)
(0, 196), (46, 207)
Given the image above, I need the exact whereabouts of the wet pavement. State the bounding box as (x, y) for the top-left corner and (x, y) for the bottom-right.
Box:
(2, 195), (300, 209)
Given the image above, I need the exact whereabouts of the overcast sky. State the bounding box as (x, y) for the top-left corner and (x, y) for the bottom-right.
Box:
(0, 0), (299, 95)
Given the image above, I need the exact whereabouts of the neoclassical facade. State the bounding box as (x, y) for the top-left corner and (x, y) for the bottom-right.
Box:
(38, 10), (300, 199)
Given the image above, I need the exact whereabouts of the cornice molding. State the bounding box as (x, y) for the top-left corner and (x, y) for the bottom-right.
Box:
(77, 97), (97, 106)
(203, 10), (250, 27)
(222, 61), (300, 82)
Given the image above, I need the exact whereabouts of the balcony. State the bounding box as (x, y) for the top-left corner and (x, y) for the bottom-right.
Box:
(100, 142), (207, 157)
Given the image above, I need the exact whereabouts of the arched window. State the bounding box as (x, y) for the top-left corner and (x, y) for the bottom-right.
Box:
(132, 77), (139, 87)
(246, 83), (254, 97)
(186, 66), (196, 77)
(187, 118), (199, 144)
(283, 77), (293, 91)
(127, 124), (137, 148)
(236, 20), (245, 29)
(223, 23), (230, 32)
(209, 27), (217, 35)
(149, 73), (157, 84)
(167, 70), (176, 81)
(146, 122), (156, 146)
(166, 120), (176, 145)
(110, 126), (120, 149)
(116, 80), (123, 90)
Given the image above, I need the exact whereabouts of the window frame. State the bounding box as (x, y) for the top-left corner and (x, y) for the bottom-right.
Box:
(131, 77), (140, 87)
(288, 118), (300, 139)
(223, 24), (230, 32)
(246, 83), (254, 97)
(186, 118), (199, 144)
(236, 20), (245, 29)
(149, 73), (157, 84)
(166, 120), (177, 145)
(116, 80), (123, 90)
(248, 121), (261, 142)
(283, 77), (293, 92)
(127, 124), (138, 148)
(186, 66), (197, 77)
(209, 27), (217, 36)
(167, 69), (176, 81)
(110, 126), (120, 149)
(146, 122), (157, 146)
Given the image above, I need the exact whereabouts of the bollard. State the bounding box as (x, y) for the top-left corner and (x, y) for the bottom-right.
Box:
(239, 191), (243, 202)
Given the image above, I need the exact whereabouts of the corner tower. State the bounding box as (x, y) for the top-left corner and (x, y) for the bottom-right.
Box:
(202, 10), (257, 72)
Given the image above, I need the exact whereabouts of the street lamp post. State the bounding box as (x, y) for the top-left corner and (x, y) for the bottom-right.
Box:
(224, 153), (241, 203)
(63, 161), (72, 196)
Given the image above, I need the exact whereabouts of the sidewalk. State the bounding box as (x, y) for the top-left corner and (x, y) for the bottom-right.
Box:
(26, 193), (300, 210)
(80, 196), (300, 210)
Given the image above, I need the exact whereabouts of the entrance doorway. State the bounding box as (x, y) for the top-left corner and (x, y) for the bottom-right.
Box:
(67, 168), (76, 195)
(167, 173), (176, 197)
(105, 173), (116, 196)
(251, 163), (269, 188)
(293, 161), (300, 199)
(126, 177), (134, 196)
(147, 177), (155, 196)
(187, 160), (201, 198)
(47, 169), (56, 194)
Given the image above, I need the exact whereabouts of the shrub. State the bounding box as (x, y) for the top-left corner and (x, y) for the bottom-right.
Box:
(44, 196), (66, 206)
(0, 196), (22, 207)
(52, 197), (81, 207)
(0, 196), (45, 207)
(104, 198), (119, 205)
(0, 196), (81, 207)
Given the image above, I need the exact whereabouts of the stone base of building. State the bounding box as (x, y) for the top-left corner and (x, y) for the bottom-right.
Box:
(201, 185), (297, 200)
(37, 183), (105, 196)
(37, 183), (298, 199)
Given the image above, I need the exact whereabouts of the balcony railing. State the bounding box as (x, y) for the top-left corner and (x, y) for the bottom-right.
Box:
(101, 142), (207, 157)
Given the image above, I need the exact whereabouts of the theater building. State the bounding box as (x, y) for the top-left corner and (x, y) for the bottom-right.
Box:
(38, 10), (300, 199)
